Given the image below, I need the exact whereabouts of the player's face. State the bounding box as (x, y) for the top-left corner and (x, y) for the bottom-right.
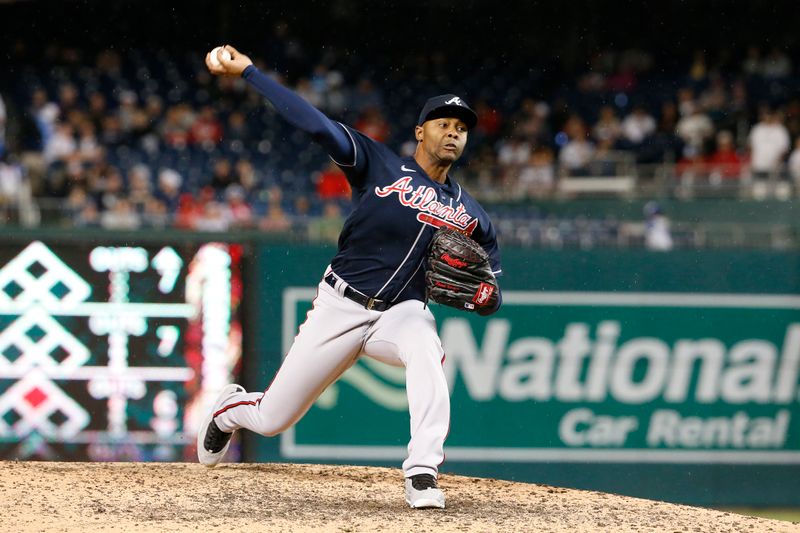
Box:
(416, 118), (468, 163)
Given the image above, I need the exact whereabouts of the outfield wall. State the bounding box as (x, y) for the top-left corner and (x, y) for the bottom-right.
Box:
(246, 245), (800, 506)
(0, 230), (797, 505)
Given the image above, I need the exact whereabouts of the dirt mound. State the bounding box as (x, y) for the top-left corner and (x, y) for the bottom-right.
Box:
(3, 461), (797, 532)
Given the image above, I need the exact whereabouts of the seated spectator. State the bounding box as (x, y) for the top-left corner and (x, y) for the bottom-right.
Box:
(517, 146), (555, 198)
(44, 122), (77, 164)
(592, 106), (622, 147)
(558, 116), (595, 176)
(76, 120), (103, 163)
(128, 164), (154, 212)
(210, 158), (237, 191)
(189, 105), (223, 147)
(194, 200), (230, 232)
(225, 111), (250, 143)
(496, 136), (531, 169)
(142, 197), (170, 228)
(474, 100), (503, 140)
(621, 105), (656, 147)
(156, 168), (183, 211)
(314, 161), (351, 200)
(235, 159), (263, 199)
(706, 131), (744, 181)
(308, 202), (344, 244)
(354, 106), (390, 142)
(258, 203), (292, 233)
(676, 102), (714, 157)
(160, 105), (191, 149)
(100, 197), (141, 230)
(224, 185), (254, 228)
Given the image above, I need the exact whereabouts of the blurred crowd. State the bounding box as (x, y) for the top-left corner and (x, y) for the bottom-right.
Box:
(2, 37), (800, 241)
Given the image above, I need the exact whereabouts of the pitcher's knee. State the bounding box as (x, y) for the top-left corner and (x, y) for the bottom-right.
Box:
(252, 410), (296, 437)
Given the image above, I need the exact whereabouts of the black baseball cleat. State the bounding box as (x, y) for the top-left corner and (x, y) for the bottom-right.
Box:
(204, 419), (232, 453)
(197, 384), (245, 467)
(405, 473), (445, 509)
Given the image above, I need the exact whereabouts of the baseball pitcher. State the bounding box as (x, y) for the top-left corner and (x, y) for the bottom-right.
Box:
(198, 45), (503, 509)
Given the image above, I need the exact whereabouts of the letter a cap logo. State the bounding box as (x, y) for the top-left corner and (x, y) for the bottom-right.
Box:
(417, 94), (478, 130)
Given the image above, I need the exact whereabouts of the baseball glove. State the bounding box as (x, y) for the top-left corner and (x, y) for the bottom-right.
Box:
(426, 227), (498, 313)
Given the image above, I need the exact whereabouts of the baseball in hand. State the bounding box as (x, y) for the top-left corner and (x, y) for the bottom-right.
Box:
(209, 46), (232, 67)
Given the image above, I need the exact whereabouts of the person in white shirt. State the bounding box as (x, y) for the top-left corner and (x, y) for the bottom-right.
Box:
(621, 105), (656, 146)
(748, 109), (790, 178)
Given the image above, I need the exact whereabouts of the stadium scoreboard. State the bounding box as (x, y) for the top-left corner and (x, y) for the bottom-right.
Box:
(0, 240), (244, 461)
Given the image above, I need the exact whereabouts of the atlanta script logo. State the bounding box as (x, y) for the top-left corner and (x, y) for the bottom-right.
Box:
(375, 177), (478, 234)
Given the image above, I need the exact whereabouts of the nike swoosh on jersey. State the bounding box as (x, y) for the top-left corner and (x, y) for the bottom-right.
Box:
(400, 165), (417, 172)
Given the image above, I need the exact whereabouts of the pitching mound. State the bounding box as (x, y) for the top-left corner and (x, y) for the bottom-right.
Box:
(3, 461), (797, 532)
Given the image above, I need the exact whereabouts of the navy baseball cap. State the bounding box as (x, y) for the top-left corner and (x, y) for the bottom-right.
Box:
(417, 94), (478, 130)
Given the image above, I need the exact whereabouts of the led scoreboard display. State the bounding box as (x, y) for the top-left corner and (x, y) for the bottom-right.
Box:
(0, 240), (244, 461)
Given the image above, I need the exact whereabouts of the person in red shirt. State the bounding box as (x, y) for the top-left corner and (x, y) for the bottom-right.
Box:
(314, 160), (351, 200)
(189, 105), (224, 146)
(706, 130), (743, 180)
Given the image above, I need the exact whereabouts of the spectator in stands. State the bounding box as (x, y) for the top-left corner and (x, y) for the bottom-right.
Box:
(496, 135), (531, 170)
(100, 115), (125, 147)
(31, 88), (59, 149)
(76, 120), (102, 163)
(190, 105), (224, 147)
(142, 197), (170, 228)
(474, 100), (503, 141)
(0, 154), (23, 210)
(621, 105), (656, 148)
(741, 46), (763, 77)
(156, 168), (183, 211)
(87, 92), (108, 131)
(258, 202), (292, 233)
(224, 185), (254, 228)
(676, 102), (714, 157)
(160, 105), (191, 148)
(44, 122), (77, 164)
(592, 106), (622, 147)
(354, 106), (390, 142)
(308, 201), (344, 244)
(63, 186), (94, 221)
(194, 200), (230, 232)
(762, 47), (792, 79)
(100, 197), (141, 230)
(116, 91), (139, 133)
(748, 108), (790, 180)
(706, 131), (744, 182)
(225, 111), (250, 144)
(127, 164), (153, 212)
(210, 158), (237, 191)
(57, 83), (81, 119)
(97, 166), (125, 212)
(314, 161), (351, 200)
(517, 146), (555, 198)
(558, 115), (595, 176)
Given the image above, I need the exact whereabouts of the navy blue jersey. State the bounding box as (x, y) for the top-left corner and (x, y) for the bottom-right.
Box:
(330, 125), (502, 304)
(240, 65), (501, 307)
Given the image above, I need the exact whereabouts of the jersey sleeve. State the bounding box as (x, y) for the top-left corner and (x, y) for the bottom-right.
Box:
(241, 65), (353, 166)
(331, 124), (387, 190)
(477, 217), (502, 278)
